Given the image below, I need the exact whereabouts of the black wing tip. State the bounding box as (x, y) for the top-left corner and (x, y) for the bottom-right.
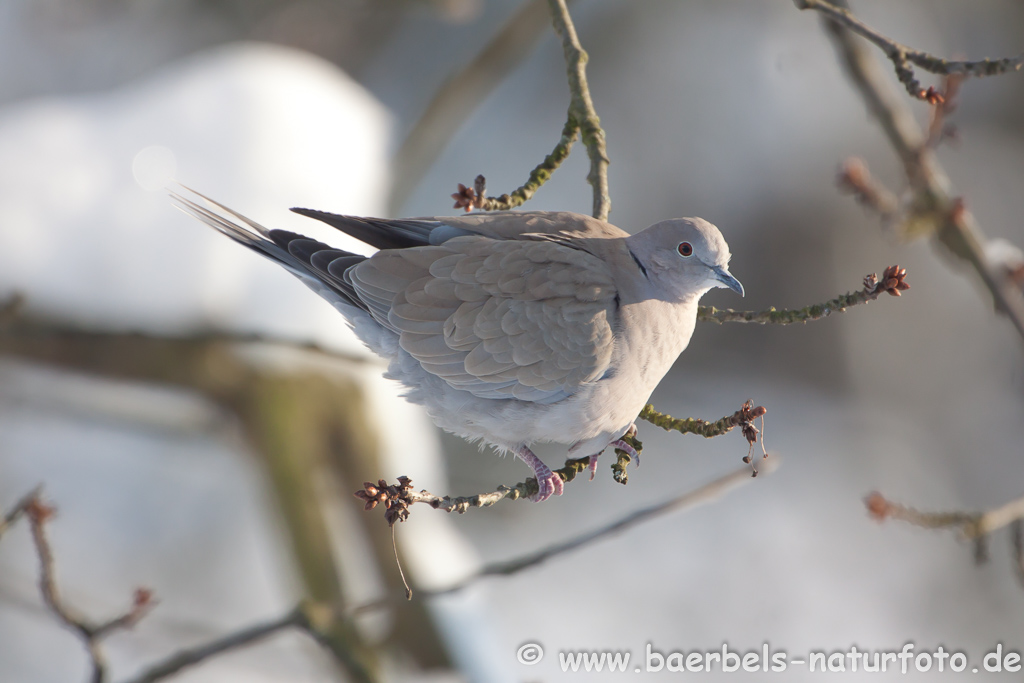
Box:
(291, 206), (335, 219)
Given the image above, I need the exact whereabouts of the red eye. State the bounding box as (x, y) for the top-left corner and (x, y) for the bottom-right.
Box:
(678, 242), (693, 257)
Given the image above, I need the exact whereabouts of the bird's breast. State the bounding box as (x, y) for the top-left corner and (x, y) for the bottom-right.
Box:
(615, 297), (699, 389)
(557, 297), (700, 453)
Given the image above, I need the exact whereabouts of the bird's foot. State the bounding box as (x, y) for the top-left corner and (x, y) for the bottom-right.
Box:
(609, 439), (640, 468)
(587, 453), (599, 481)
(515, 446), (564, 502)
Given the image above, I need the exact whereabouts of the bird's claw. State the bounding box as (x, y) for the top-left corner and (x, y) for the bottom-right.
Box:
(531, 469), (564, 502)
(516, 446), (563, 502)
(609, 439), (640, 468)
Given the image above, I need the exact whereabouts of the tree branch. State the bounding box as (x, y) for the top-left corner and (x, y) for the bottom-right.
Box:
(351, 458), (777, 614)
(698, 265), (909, 325)
(389, 0), (555, 213)
(815, 1), (1024, 342)
(547, 0), (611, 220)
(0, 301), (370, 367)
(638, 402), (765, 440)
(1, 489), (375, 683)
(796, 0), (1023, 101)
(0, 484), (42, 541)
(434, 458), (777, 592)
(836, 157), (900, 222)
(867, 491), (1024, 576)
(451, 120), (578, 212)
(121, 606), (309, 683)
(1, 490), (157, 683)
(356, 400), (767, 523)
(452, 0), (611, 218)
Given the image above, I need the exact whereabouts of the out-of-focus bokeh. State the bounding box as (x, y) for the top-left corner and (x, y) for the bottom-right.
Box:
(1, 1), (1022, 681)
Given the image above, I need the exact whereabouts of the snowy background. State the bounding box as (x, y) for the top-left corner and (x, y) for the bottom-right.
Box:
(0, 0), (1023, 681)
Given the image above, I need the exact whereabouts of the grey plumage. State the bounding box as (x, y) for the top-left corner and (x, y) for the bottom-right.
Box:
(172, 189), (743, 502)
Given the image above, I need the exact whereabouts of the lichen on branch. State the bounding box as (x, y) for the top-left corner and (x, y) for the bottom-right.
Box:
(357, 401), (767, 524)
(452, 119), (578, 211)
(452, 0), (611, 219)
(698, 265), (909, 325)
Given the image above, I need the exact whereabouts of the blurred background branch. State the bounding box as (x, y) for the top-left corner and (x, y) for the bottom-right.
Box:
(0, 304), (435, 679)
(1, 454), (775, 682)
(866, 491), (1024, 583)
(2, 1), (1024, 681)
(351, 458), (776, 614)
(3, 491), (157, 683)
(815, 0), (1024, 341)
(810, 0), (1024, 603)
(797, 0), (1022, 101)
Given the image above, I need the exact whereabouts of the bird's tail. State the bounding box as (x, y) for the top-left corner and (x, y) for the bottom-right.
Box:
(170, 187), (370, 313)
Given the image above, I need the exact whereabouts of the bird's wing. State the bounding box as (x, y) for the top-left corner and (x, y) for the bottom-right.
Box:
(436, 211), (630, 241)
(348, 235), (619, 403)
(290, 208), (630, 250)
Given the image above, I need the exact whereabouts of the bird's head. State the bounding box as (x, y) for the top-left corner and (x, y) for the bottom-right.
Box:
(625, 217), (743, 301)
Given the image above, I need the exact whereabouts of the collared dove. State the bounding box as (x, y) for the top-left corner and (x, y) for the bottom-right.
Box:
(172, 191), (743, 502)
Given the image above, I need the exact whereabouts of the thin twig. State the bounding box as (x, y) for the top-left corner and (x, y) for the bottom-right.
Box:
(0, 490), (157, 683)
(391, 526), (412, 601)
(357, 460), (592, 518)
(0, 484), (42, 540)
(25, 497), (111, 683)
(698, 265), (908, 325)
(924, 74), (962, 149)
(433, 458), (777, 592)
(2, 490), (372, 683)
(1011, 520), (1024, 591)
(389, 0), (554, 213)
(121, 607), (307, 683)
(817, 0), (1024, 341)
(547, 0), (611, 220)
(357, 400), (767, 522)
(971, 495), (1024, 538)
(638, 402), (765, 440)
(796, 0), (1023, 100)
(865, 492), (977, 532)
(447, 0), (610, 217)
(453, 119), (579, 211)
(866, 490), (1024, 578)
(353, 458), (777, 615)
(867, 491), (1024, 539)
(836, 157), (900, 222)
(95, 463), (782, 677)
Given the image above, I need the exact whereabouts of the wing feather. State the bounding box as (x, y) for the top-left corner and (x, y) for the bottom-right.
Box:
(349, 235), (618, 403)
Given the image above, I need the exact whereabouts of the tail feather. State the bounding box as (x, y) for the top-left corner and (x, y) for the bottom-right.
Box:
(290, 207), (441, 250)
(171, 188), (370, 313)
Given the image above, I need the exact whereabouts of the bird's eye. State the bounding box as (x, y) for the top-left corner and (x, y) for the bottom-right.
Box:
(677, 242), (693, 257)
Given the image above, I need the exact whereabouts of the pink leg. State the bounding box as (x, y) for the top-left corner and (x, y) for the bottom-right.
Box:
(515, 446), (564, 502)
(609, 439), (640, 468)
(587, 453), (599, 481)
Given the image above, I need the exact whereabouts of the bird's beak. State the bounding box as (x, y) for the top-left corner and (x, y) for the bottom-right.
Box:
(711, 265), (744, 297)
